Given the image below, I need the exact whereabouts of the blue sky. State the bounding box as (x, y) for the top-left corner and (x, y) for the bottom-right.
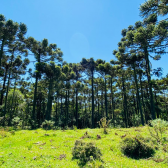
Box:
(1, 0), (168, 76)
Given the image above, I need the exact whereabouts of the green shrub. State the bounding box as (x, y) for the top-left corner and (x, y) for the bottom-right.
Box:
(120, 135), (155, 159)
(12, 117), (22, 129)
(23, 126), (31, 130)
(10, 130), (15, 135)
(27, 143), (32, 150)
(0, 128), (7, 138)
(41, 120), (55, 131)
(85, 156), (104, 168)
(8, 127), (15, 131)
(148, 119), (168, 144)
(73, 125), (77, 131)
(72, 140), (102, 165)
(98, 117), (111, 134)
(53, 126), (61, 130)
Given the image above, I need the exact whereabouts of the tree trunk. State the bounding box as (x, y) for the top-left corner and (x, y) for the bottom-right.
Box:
(0, 37), (5, 67)
(133, 63), (144, 126)
(0, 66), (8, 106)
(111, 76), (115, 127)
(46, 77), (53, 120)
(32, 74), (38, 127)
(91, 70), (94, 128)
(76, 88), (78, 128)
(3, 69), (11, 126)
(144, 47), (155, 119)
(105, 77), (108, 119)
(139, 74), (147, 124)
(122, 72), (128, 128)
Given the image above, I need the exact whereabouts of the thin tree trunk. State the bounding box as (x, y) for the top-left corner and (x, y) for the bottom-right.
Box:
(3, 70), (11, 126)
(111, 76), (115, 127)
(139, 74), (147, 124)
(46, 77), (53, 120)
(76, 88), (78, 128)
(133, 63), (144, 125)
(32, 74), (38, 127)
(105, 77), (108, 119)
(0, 66), (8, 106)
(0, 37), (5, 67)
(144, 47), (155, 119)
(122, 73), (128, 128)
(91, 70), (94, 128)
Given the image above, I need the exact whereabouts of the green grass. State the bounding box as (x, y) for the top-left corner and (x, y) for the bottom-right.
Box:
(0, 126), (168, 167)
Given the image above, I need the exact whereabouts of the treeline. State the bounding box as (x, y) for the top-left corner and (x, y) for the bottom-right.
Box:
(0, 0), (168, 129)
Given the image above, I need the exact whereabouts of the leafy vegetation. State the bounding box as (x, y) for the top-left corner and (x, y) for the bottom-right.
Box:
(120, 135), (155, 159)
(98, 117), (111, 134)
(148, 119), (168, 144)
(0, 126), (168, 167)
(72, 140), (102, 166)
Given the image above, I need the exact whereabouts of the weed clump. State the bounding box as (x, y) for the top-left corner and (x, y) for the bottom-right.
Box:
(148, 119), (168, 144)
(10, 130), (15, 135)
(41, 120), (55, 131)
(72, 140), (102, 165)
(81, 131), (91, 139)
(120, 135), (155, 159)
(98, 117), (111, 134)
(0, 129), (7, 138)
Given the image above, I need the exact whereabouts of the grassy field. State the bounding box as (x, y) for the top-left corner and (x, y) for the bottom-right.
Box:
(0, 126), (168, 168)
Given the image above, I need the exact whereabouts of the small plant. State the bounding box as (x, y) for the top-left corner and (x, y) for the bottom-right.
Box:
(64, 126), (70, 130)
(23, 126), (31, 130)
(148, 119), (168, 144)
(27, 143), (32, 150)
(0, 129), (7, 138)
(41, 120), (55, 131)
(72, 140), (102, 166)
(53, 126), (61, 130)
(86, 156), (104, 168)
(98, 117), (111, 134)
(81, 131), (91, 139)
(7, 127), (15, 132)
(120, 135), (155, 159)
(73, 125), (77, 131)
(10, 130), (15, 135)
(12, 117), (22, 130)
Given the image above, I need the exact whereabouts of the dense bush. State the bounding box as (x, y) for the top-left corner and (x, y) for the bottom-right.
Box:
(72, 140), (102, 165)
(41, 120), (55, 131)
(120, 135), (155, 159)
(148, 119), (168, 143)
(12, 117), (22, 129)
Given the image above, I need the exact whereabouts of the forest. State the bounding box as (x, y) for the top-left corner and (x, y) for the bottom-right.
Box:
(0, 0), (168, 130)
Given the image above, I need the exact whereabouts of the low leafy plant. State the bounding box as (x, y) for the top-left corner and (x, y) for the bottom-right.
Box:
(73, 125), (77, 131)
(10, 130), (15, 135)
(98, 117), (111, 134)
(53, 126), (61, 130)
(86, 156), (104, 168)
(41, 120), (55, 131)
(148, 119), (168, 144)
(12, 117), (22, 129)
(72, 140), (102, 165)
(120, 135), (155, 159)
(23, 126), (31, 130)
(27, 143), (32, 150)
(0, 128), (7, 138)
(7, 127), (15, 132)
(81, 131), (91, 139)
(64, 126), (70, 130)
